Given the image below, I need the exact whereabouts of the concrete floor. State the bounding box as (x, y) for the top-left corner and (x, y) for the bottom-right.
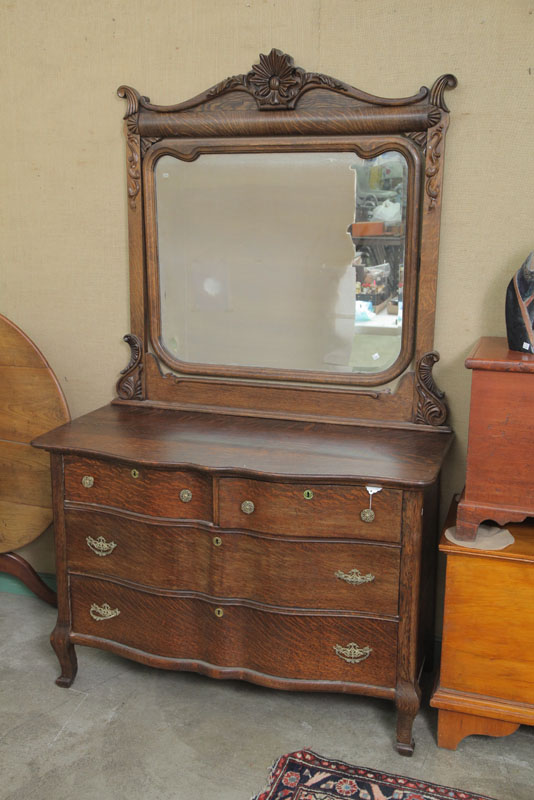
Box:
(1, 593), (532, 800)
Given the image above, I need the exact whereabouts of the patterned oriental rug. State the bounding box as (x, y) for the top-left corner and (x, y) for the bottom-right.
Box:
(251, 750), (496, 800)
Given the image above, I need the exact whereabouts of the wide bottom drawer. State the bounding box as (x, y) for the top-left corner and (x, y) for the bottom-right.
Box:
(70, 575), (398, 687)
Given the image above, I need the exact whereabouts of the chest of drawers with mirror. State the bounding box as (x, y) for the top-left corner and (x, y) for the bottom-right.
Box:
(33, 50), (456, 755)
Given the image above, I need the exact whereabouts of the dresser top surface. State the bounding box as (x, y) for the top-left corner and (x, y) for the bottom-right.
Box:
(32, 403), (452, 486)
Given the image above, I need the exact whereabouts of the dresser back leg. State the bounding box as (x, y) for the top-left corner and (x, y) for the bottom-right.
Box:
(51, 622), (77, 688)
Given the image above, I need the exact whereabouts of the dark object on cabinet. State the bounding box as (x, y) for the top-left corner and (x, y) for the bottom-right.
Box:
(32, 51), (456, 755)
(431, 501), (534, 748)
(505, 251), (534, 354)
(456, 337), (534, 540)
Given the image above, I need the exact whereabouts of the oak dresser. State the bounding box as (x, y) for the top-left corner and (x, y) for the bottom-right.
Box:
(32, 51), (456, 755)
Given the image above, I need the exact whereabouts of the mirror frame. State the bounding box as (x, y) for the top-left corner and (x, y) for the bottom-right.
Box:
(143, 136), (420, 386)
(115, 50), (456, 430)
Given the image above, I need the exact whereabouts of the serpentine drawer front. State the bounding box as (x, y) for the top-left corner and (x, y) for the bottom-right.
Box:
(66, 509), (401, 614)
(64, 456), (212, 520)
(69, 575), (398, 687)
(218, 479), (402, 542)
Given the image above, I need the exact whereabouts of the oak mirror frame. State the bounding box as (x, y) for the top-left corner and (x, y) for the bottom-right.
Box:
(144, 137), (420, 386)
(116, 50), (456, 429)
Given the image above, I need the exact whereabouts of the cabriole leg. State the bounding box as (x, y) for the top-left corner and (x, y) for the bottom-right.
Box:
(395, 680), (421, 756)
(51, 623), (77, 688)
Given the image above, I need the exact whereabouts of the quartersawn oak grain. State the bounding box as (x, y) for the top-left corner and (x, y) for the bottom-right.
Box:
(33, 404), (452, 487)
(66, 508), (401, 615)
(70, 574), (398, 688)
(37, 53), (455, 758)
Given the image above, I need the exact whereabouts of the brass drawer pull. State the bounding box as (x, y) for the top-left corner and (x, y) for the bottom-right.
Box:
(81, 475), (94, 488)
(241, 500), (255, 514)
(213, 536), (222, 547)
(334, 642), (372, 664)
(86, 535), (117, 557)
(180, 489), (192, 503)
(335, 568), (375, 585)
(214, 607), (224, 618)
(90, 603), (120, 621)
(131, 468), (139, 479)
(361, 485), (382, 523)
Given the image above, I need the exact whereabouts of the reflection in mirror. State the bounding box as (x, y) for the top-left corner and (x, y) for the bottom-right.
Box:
(156, 150), (407, 375)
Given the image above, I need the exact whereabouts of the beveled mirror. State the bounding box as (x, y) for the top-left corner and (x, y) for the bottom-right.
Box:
(116, 50), (455, 428)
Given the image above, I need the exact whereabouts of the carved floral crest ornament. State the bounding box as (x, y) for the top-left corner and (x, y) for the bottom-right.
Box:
(208, 48), (343, 109)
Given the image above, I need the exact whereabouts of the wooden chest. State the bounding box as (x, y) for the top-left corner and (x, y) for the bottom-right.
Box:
(456, 337), (534, 540)
(431, 511), (534, 748)
(33, 403), (451, 755)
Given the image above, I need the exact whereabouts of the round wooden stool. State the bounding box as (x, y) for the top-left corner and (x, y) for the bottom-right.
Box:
(0, 314), (70, 605)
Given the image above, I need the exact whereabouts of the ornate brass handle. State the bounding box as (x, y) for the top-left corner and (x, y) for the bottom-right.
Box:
(86, 535), (117, 557)
(335, 568), (375, 585)
(81, 475), (94, 488)
(180, 489), (192, 503)
(241, 500), (255, 514)
(89, 603), (120, 621)
(334, 642), (372, 664)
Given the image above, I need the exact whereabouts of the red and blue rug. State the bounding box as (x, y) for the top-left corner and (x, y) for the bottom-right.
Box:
(252, 750), (496, 800)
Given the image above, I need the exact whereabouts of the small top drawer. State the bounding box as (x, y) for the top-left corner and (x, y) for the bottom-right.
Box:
(64, 456), (212, 521)
(218, 479), (401, 542)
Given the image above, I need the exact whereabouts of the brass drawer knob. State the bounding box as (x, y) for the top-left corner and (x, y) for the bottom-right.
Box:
(131, 468), (139, 479)
(334, 642), (372, 664)
(213, 536), (223, 547)
(81, 475), (94, 488)
(335, 568), (375, 585)
(89, 602), (120, 621)
(214, 607), (224, 618)
(180, 489), (193, 503)
(241, 500), (255, 514)
(86, 535), (117, 557)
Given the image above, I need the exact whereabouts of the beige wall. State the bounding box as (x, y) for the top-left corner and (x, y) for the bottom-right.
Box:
(2, 0), (533, 571)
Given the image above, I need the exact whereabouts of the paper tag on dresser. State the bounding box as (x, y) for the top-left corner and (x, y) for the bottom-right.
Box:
(361, 486), (382, 523)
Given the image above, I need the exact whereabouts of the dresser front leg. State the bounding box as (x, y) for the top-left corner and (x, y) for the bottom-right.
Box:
(395, 680), (421, 756)
(51, 623), (77, 688)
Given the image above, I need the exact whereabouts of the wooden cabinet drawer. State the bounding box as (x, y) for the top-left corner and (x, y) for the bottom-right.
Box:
(440, 553), (534, 706)
(218, 479), (401, 542)
(70, 575), (398, 687)
(66, 510), (400, 614)
(64, 456), (212, 520)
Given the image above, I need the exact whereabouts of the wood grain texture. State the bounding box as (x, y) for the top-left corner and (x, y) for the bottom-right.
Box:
(431, 684), (534, 726)
(70, 574), (398, 687)
(465, 336), (534, 373)
(435, 709), (519, 751)
(49, 454), (78, 687)
(64, 456), (212, 520)
(0, 314), (69, 553)
(33, 405), (452, 486)
(0, 552), (56, 606)
(65, 508), (401, 614)
(115, 52), (455, 424)
(457, 338), (534, 538)
(219, 478), (401, 542)
(439, 551), (534, 706)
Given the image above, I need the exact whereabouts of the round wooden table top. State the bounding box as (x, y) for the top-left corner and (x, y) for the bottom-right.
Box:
(0, 314), (70, 553)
